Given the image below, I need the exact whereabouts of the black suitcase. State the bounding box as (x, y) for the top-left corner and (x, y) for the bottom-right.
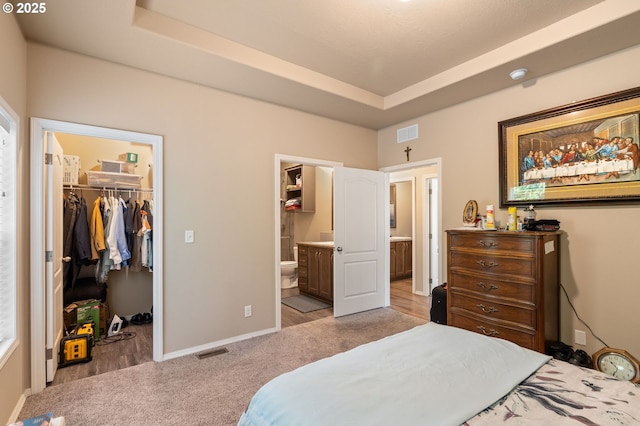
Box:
(430, 283), (447, 325)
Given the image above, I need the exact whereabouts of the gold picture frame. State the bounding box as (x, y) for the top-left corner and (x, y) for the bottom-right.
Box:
(463, 200), (478, 226)
(499, 87), (640, 207)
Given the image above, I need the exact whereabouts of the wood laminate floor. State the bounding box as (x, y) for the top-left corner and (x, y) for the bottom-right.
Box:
(50, 278), (430, 386)
(281, 278), (431, 327)
(50, 322), (153, 386)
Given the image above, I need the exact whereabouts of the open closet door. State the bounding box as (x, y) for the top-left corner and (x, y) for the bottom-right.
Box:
(333, 166), (389, 317)
(45, 132), (64, 382)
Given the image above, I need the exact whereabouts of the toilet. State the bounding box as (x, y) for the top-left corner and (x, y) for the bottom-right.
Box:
(280, 246), (298, 289)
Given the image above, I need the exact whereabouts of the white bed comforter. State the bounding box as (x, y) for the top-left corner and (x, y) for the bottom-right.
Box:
(238, 323), (550, 426)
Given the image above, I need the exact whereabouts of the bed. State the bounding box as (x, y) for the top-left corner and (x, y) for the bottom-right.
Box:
(238, 323), (640, 425)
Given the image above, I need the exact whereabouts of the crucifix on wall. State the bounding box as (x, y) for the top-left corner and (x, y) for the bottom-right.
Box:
(404, 146), (412, 161)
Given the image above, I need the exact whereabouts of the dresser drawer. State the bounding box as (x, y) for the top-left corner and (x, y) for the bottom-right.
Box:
(449, 292), (536, 328)
(448, 232), (536, 254)
(449, 311), (536, 350)
(448, 272), (534, 303)
(449, 251), (536, 278)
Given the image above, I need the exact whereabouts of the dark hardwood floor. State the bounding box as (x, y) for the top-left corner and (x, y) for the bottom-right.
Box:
(50, 278), (430, 387)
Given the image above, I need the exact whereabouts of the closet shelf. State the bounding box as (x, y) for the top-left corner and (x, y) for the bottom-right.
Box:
(64, 183), (153, 192)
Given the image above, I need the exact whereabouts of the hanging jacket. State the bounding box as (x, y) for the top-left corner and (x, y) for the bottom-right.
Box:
(96, 196), (113, 284)
(73, 196), (92, 265)
(62, 192), (80, 289)
(129, 200), (143, 272)
(90, 196), (106, 261)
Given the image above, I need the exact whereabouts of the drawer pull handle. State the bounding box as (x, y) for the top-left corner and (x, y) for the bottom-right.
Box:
(476, 260), (498, 268)
(478, 240), (497, 248)
(478, 304), (498, 314)
(477, 282), (498, 291)
(477, 326), (499, 336)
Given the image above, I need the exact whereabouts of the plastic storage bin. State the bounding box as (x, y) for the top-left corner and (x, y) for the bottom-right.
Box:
(85, 171), (143, 188)
(100, 159), (136, 174)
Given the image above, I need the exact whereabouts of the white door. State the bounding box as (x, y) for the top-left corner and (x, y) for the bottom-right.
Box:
(45, 132), (64, 382)
(333, 167), (388, 317)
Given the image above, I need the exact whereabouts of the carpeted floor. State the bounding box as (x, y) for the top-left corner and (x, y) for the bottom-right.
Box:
(19, 308), (426, 425)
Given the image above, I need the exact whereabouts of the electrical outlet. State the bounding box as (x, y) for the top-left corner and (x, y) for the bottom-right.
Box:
(574, 329), (586, 346)
(185, 230), (194, 244)
(244, 305), (252, 318)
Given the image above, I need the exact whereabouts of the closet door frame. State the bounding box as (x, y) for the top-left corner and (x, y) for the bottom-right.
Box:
(29, 117), (164, 394)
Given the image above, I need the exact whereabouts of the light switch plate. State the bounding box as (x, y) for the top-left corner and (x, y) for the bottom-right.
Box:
(185, 230), (194, 243)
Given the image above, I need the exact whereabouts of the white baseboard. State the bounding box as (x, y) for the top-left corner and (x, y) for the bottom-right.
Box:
(163, 326), (277, 361)
(7, 388), (30, 424)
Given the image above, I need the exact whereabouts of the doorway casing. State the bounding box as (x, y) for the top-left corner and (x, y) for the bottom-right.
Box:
(273, 154), (342, 329)
(29, 118), (163, 393)
(381, 158), (442, 295)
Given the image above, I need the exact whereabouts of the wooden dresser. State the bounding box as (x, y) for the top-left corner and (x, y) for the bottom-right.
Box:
(446, 229), (561, 353)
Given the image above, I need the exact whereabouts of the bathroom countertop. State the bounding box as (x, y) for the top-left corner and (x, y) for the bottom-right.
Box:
(297, 241), (335, 247)
(390, 236), (412, 242)
(298, 238), (411, 246)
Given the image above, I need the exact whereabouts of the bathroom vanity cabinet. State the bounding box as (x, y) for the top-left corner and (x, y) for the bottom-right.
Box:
(390, 239), (412, 280)
(297, 243), (333, 303)
(284, 164), (316, 212)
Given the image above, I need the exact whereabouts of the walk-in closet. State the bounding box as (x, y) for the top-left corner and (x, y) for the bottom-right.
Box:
(52, 133), (154, 385)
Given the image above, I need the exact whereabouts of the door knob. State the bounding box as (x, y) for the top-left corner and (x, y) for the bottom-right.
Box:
(62, 256), (71, 263)
(336, 247), (343, 252)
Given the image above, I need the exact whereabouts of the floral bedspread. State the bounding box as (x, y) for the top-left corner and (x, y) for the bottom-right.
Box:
(466, 359), (640, 425)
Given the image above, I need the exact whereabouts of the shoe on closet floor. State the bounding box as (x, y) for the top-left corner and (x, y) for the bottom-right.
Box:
(131, 313), (144, 325)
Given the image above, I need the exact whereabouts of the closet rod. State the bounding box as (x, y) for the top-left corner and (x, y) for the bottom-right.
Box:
(63, 184), (153, 192)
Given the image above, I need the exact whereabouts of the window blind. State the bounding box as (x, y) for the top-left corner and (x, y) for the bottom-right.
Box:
(0, 104), (17, 363)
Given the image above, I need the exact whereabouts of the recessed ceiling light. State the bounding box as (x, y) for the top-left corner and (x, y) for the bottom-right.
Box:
(509, 68), (528, 81)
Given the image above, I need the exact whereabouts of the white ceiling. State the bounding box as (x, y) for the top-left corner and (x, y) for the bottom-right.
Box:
(15, 0), (640, 129)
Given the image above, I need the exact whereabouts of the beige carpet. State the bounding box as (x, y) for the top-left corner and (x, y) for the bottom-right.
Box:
(19, 308), (426, 425)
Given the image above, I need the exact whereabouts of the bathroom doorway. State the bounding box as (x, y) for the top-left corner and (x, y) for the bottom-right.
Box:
(274, 154), (442, 329)
(276, 155), (341, 329)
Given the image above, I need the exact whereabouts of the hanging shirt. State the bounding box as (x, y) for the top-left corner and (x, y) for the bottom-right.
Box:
(115, 197), (131, 267)
(140, 210), (152, 268)
(107, 196), (122, 268)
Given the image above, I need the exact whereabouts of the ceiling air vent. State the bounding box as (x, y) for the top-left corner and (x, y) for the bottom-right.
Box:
(397, 124), (418, 143)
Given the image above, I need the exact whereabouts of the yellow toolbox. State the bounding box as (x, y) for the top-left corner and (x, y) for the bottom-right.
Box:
(76, 322), (95, 344)
(58, 334), (93, 367)
(58, 322), (95, 368)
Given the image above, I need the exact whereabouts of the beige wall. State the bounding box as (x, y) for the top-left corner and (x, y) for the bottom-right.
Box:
(391, 181), (412, 238)
(379, 44), (640, 358)
(0, 13), (28, 425)
(26, 43), (377, 357)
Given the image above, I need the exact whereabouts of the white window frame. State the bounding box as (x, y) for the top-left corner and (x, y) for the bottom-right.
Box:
(0, 96), (18, 370)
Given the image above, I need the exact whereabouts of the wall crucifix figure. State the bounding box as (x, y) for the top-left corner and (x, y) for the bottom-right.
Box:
(404, 146), (412, 161)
